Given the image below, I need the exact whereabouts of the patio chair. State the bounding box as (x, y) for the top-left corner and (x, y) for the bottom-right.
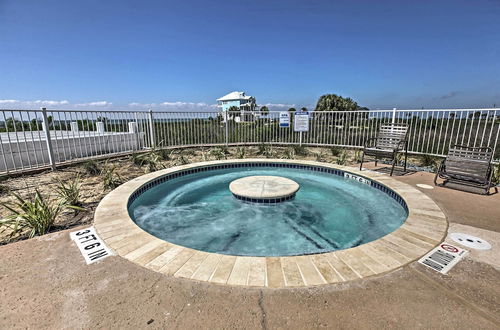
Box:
(359, 123), (408, 176)
(434, 145), (497, 195)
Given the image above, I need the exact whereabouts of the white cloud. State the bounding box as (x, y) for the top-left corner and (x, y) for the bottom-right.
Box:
(128, 101), (217, 111)
(74, 101), (113, 107)
(0, 99), (111, 110)
(261, 103), (296, 110)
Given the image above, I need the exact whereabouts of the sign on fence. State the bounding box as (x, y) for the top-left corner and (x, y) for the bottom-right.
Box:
(294, 112), (309, 132)
(279, 112), (290, 127)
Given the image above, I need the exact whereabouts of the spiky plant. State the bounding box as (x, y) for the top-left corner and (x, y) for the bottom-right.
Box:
(201, 151), (210, 161)
(82, 160), (100, 175)
(315, 151), (327, 162)
(0, 190), (82, 239)
(283, 147), (295, 159)
(257, 143), (267, 155)
(353, 150), (363, 163)
(130, 153), (144, 166)
(292, 145), (308, 156)
(0, 184), (9, 195)
(130, 150), (166, 172)
(54, 176), (83, 207)
(210, 147), (227, 160)
(419, 154), (441, 171)
(491, 164), (499, 185)
(336, 150), (348, 165)
(101, 164), (122, 189)
(235, 147), (246, 159)
(330, 146), (342, 156)
(175, 155), (190, 165)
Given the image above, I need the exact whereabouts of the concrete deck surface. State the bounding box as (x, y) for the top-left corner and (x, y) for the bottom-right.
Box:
(1, 167), (499, 329)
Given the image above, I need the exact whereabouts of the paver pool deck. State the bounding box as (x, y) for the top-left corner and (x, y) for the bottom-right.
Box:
(1, 161), (499, 329)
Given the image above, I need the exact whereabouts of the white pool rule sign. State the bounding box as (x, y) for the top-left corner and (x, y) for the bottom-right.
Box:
(279, 112), (290, 127)
(418, 243), (467, 274)
(70, 227), (112, 264)
(294, 112), (309, 132)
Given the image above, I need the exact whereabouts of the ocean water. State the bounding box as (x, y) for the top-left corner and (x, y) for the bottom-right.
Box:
(129, 166), (407, 256)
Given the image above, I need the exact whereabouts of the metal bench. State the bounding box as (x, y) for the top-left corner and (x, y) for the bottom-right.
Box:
(359, 123), (408, 176)
(434, 145), (497, 195)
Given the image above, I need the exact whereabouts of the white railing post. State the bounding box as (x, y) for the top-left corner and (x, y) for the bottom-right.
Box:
(148, 109), (155, 148)
(224, 110), (229, 145)
(392, 108), (397, 124)
(41, 107), (56, 170)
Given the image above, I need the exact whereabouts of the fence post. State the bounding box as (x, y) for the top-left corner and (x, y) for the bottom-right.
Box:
(148, 109), (155, 148)
(392, 108), (397, 124)
(224, 110), (229, 146)
(41, 107), (56, 170)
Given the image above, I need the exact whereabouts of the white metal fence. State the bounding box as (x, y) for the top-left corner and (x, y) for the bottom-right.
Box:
(1, 107), (499, 174)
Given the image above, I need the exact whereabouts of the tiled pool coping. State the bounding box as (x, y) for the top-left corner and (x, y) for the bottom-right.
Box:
(94, 159), (448, 288)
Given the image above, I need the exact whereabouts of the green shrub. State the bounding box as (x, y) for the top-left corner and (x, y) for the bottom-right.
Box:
(330, 146), (342, 156)
(101, 165), (122, 189)
(130, 150), (166, 172)
(201, 151), (210, 161)
(210, 147), (227, 160)
(130, 153), (143, 166)
(180, 149), (196, 157)
(315, 151), (327, 162)
(257, 143), (267, 155)
(336, 150), (348, 165)
(492, 164), (500, 185)
(55, 176), (83, 207)
(264, 146), (277, 158)
(419, 154), (441, 171)
(292, 145), (308, 156)
(235, 147), (246, 159)
(258, 144), (276, 158)
(0, 184), (9, 195)
(82, 160), (100, 175)
(175, 155), (190, 165)
(0, 190), (81, 239)
(283, 147), (295, 159)
(353, 150), (363, 163)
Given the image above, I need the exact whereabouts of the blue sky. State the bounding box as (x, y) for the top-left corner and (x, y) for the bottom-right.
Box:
(1, 0), (499, 111)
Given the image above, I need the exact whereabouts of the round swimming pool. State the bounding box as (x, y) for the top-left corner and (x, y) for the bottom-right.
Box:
(128, 163), (408, 257)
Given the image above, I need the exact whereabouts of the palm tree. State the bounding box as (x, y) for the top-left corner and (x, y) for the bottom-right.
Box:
(301, 107), (308, 112)
(288, 107), (296, 113)
(227, 106), (240, 120)
(260, 106), (269, 117)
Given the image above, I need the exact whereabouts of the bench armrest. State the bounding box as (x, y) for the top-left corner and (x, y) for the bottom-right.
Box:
(396, 139), (407, 151)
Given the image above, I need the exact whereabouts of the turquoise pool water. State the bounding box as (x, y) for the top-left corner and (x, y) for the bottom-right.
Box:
(129, 166), (407, 257)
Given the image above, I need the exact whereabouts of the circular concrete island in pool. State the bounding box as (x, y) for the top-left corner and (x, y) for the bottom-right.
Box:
(229, 175), (300, 202)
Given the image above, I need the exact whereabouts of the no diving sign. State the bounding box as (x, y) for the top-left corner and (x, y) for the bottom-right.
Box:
(70, 227), (112, 264)
(418, 243), (467, 274)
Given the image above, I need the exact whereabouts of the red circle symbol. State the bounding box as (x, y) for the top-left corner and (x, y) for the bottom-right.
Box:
(441, 244), (459, 253)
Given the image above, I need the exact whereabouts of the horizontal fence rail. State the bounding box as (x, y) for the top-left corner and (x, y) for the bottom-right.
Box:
(1, 108), (499, 174)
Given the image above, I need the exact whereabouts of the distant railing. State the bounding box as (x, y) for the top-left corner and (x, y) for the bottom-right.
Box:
(1, 107), (499, 174)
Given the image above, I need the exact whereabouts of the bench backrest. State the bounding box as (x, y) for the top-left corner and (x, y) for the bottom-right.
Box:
(445, 145), (492, 179)
(376, 123), (408, 149)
